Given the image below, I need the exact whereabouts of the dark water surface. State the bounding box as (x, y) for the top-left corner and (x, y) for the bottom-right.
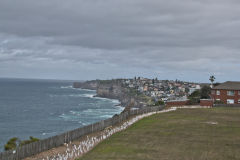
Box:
(0, 78), (123, 151)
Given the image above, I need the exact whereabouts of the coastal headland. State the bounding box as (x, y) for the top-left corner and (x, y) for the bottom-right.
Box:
(73, 80), (148, 112)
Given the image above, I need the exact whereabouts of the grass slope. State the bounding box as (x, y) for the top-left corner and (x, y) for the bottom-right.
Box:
(78, 108), (240, 160)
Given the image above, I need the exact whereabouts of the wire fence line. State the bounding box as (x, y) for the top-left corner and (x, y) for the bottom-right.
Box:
(0, 106), (164, 160)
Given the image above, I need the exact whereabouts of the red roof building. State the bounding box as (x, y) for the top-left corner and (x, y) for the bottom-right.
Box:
(211, 81), (240, 104)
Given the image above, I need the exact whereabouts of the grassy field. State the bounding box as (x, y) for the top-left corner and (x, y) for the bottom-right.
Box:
(78, 108), (240, 160)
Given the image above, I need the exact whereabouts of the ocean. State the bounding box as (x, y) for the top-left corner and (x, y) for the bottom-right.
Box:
(0, 78), (124, 151)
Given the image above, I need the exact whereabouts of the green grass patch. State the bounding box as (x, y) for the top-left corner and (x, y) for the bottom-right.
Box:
(78, 108), (240, 160)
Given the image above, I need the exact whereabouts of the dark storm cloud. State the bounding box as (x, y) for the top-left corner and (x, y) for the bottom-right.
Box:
(0, 0), (240, 81)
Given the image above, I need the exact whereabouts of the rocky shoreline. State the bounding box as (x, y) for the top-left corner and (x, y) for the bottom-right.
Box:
(73, 80), (144, 112)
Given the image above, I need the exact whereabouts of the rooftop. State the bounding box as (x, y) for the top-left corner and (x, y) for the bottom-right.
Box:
(213, 81), (240, 90)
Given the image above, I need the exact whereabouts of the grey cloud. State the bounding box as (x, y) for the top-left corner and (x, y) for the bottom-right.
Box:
(0, 0), (240, 81)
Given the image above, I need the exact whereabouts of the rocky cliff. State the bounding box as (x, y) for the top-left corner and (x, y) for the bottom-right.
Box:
(73, 81), (98, 90)
(73, 80), (142, 111)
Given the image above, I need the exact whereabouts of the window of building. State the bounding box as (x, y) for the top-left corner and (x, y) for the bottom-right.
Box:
(227, 91), (235, 96)
(238, 91), (240, 95)
(216, 90), (220, 95)
(227, 99), (234, 104)
(216, 99), (221, 101)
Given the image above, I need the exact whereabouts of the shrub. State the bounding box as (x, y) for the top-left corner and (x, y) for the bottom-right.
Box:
(4, 136), (40, 151)
(188, 90), (201, 104)
(19, 136), (39, 146)
(155, 100), (165, 106)
(4, 137), (19, 151)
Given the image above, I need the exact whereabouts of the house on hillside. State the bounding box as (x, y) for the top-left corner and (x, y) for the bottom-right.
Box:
(211, 81), (240, 104)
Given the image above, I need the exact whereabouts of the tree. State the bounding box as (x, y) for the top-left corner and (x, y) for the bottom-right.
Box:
(188, 86), (212, 104)
(152, 79), (155, 84)
(209, 75), (216, 88)
(200, 85), (211, 99)
(185, 87), (190, 94)
(188, 90), (201, 104)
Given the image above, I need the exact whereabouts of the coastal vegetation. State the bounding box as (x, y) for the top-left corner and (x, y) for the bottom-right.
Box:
(154, 100), (165, 106)
(188, 85), (211, 104)
(4, 136), (39, 151)
(78, 107), (240, 160)
(4, 137), (18, 151)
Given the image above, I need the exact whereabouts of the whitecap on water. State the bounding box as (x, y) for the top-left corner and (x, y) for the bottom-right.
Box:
(60, 86), (73, 89)
(42, 132), (57, 136)
(67, 94), (96, 98)
(94, 97), (121, 104)
(111, 99), (120, 103)
(69, 110), (77, 114)
(79, 88), (96, 91)
(49, 94), (96, 98)
(78, 121), (90, 126)
(82, 94), (95, 98)
(99, 115), (112, 118)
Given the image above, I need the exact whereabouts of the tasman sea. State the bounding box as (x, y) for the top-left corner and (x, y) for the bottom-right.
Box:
(0, 78), (124, 151)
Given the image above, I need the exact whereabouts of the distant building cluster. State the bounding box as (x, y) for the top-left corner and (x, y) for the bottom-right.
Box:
(121, 77), (202, 102)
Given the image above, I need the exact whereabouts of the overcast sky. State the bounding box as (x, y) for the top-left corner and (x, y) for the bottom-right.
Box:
(0, 0), (239, 82)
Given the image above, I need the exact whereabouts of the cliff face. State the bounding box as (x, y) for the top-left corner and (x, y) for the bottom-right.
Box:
(73, 81), (141, 110)
(73, 81), (98, 90)
(96, 83), (139, 111)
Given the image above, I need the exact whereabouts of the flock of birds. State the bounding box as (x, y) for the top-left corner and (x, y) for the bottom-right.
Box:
(41, 107), (177, 160)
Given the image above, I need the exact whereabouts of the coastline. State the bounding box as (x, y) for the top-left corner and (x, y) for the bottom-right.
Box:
(0, 81), (124, 153)
(0, 80), (143, 160)
(73, 81), (143, 112)
(77, 88), (126, 113)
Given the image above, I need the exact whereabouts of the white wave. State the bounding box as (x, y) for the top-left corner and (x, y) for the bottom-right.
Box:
(99, 115), (113, 118)
(79, 88), (96, 92)
(42, 131), (57, 136)
(68, 94), (86, 97)
(94, 97), (120, 104)
(59, 113), (65, 118)
(78, 121), (90, 126)
(111, 99), (120, 104)
(60, 86), (73, 89)
(68, 93), (96, 98)
(93, 97), (109, 100)
(49, 94), (79, 97)
(59, 113), (79, 121)
(114, 105), (125, 111)
(70, 110), (77, 114)
(82, 94), (95, 98)
(49, 94), (96, 98)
